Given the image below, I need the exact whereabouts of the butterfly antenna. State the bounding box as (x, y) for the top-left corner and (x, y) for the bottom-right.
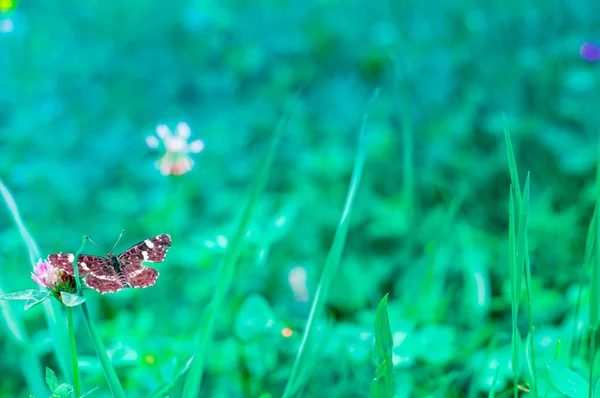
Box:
(85, 235), (106, 251)
(110, 229), (125, 252)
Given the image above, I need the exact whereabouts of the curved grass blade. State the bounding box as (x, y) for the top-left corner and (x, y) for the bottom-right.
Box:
(282, 89), (377, 398)
(369, 293), (395, 398)
(147, 356), (193, 398)
(181, 98), (301, 398)
(0, 179), (70, 386)
(488, 365), (501, 398)
(72, 236), (126, 398)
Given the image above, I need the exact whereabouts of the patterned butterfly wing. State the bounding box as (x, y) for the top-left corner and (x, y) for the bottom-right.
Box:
(47, 253), (109, 276)
(118, 234), (171, 289)
(48, 253), (127, 293)
(85, 267), (127, 294)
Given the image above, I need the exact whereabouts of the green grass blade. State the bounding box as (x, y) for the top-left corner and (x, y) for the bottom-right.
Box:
(369, 293), (395, 398)
(282, 90), (376, 398)
(504, 118), (522, 212)
(181, 100), (299, 398)
(72, 236), (126, 398)
(147, 356), (193, 398)
(584, 207), (597, 266)
(488, 365), (501, 398)
(504, 125), (538, 395)
(508, 185), (520, 398)
(511, 169), (530, 302)
(517, 175), (536, 397)
(523, 237), (538, 397)
(515, 174), (530, 392)
(508, 186), (516, 307)
(0, 179), (71, 381)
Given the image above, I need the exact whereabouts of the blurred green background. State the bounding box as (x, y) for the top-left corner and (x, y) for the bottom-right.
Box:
(2, 0), (600, 397)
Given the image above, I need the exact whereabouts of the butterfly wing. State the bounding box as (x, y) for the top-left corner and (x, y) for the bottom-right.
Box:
(118, 234), (171, 289)
(47, 253), (109, 276)
(122, 265), (160, 288)
(119, 234), (172, 264)
(48, 253), (127, 293)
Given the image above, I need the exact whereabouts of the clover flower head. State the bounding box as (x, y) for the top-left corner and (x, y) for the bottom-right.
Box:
(146, 122), (205, 176)
(31, 259), (59, 289)
(580, 42), (600, 62)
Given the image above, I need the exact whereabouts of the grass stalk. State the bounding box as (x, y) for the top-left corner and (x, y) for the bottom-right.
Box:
(508, 185), (519, 398)
(488, 365), (501, 398)
(181, 99), (300, 398)
(282, 89), (378, 398)
(0, 179), (71, 381)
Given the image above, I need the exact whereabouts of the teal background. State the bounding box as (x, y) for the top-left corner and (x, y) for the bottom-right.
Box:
(1, 1), (600, 397)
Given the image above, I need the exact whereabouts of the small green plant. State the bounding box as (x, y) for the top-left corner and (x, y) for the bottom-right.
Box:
(369, 293), (395, 398)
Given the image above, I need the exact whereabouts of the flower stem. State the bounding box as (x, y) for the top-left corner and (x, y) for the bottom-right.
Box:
(73, 235), (126, 398)
(66, 306), (81, 397)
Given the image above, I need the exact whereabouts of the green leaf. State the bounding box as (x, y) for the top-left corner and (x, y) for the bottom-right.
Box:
(234, 293), (275, 342)
(0, 289), (48, 301)
(24, 293), (51, 310)
(0, 289), (51, 310)
(369, 293), (395, 398)
(52, 383), (74, 398)
(546, 360), (589, 398)
(60, 292), (85, 307)
(45, 367), (59, 391)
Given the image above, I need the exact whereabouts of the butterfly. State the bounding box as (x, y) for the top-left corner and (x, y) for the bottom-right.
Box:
(47, 234), (171, 294)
